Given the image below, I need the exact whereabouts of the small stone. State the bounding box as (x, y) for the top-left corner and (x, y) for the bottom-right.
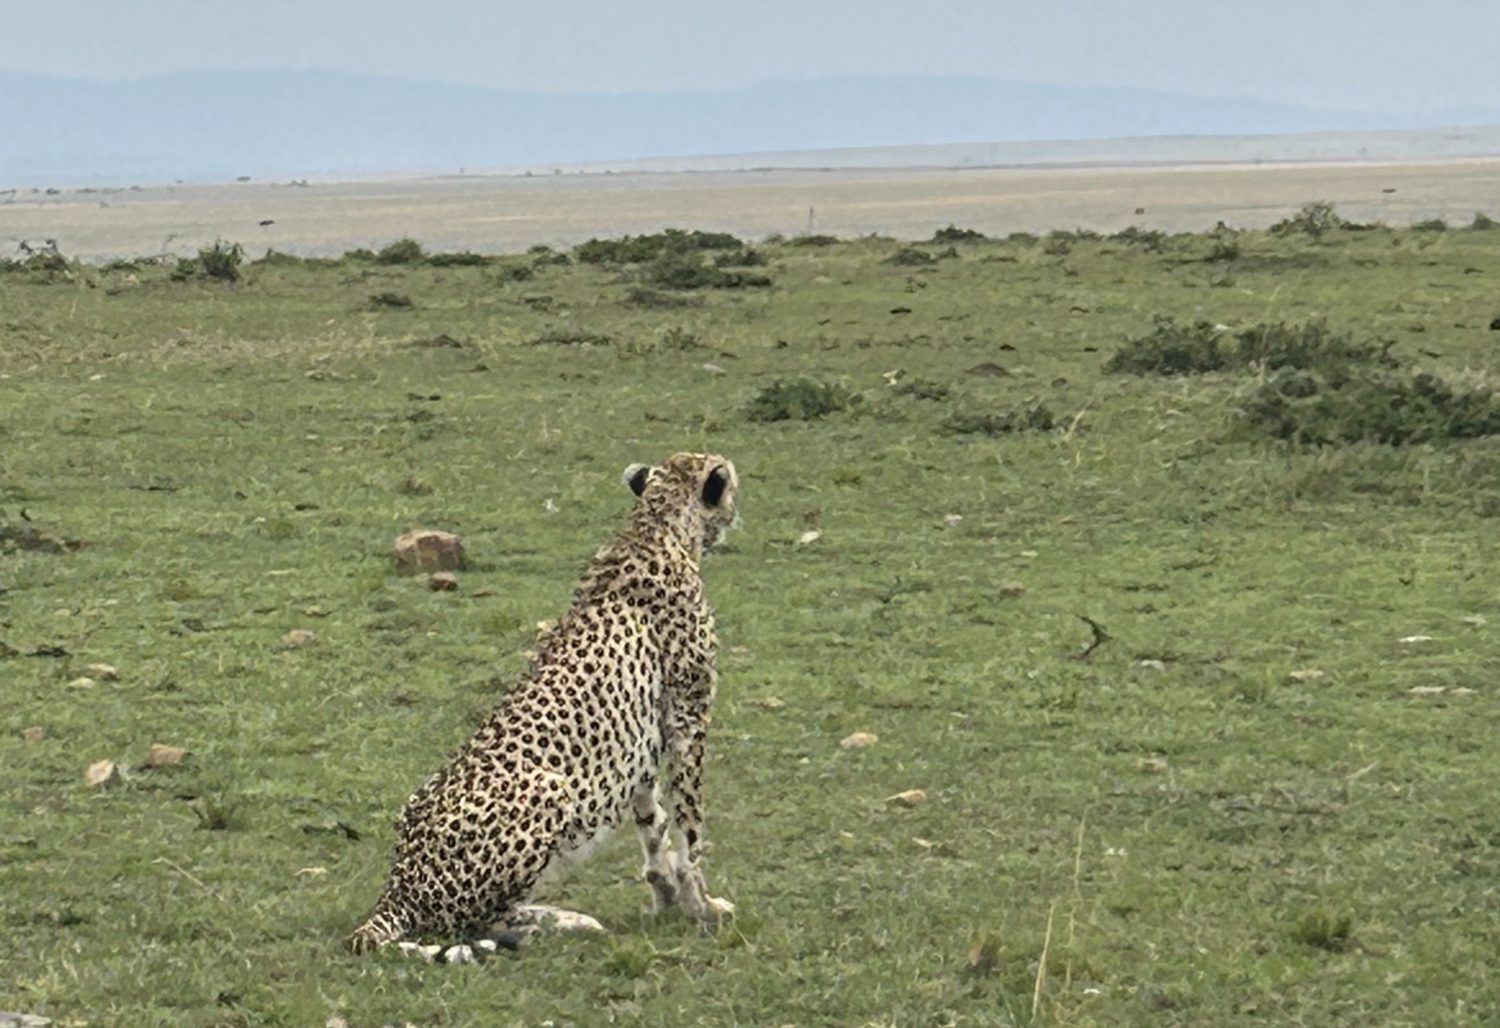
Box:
(21, 726), (45, 743)
(840, 732), (879, 750)
(297, 866), (329, 878)
(943, 514), (963, 528)
(1459, 615), (1486, 628)
(796, 530), (821, 546)
(427, 571), (459, 591)
(1399, 635), (1434, 644)
(280, 629), (317, 647)
(702, 363), (725, 375)
(752, 696), (785, 711)
(392, 529), (466, 572)
(85, 759), (120, 788)
(66, 676), (97, 690)
(1408, 685), (1446, 695)
(1289, 669), (1325, 682)
(997, 581), (1025, 598)
(912, 837), (934, 849)
(1135, 659), (1167, 672)
(1020, 550), (1039, 557)
(143, 743), (187, 768)
(885, 788), (927, 807)
(1136, 756), (1169, 773)
(85, 663), (119, 681)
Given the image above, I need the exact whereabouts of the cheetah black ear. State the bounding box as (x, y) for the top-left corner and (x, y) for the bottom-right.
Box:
(623, 463), (650, 497)
(702, 466), (729, 507)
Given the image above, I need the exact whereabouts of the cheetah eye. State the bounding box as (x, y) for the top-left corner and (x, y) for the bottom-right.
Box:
(701, 467), (729, 508)
(623, 463), (650, 497)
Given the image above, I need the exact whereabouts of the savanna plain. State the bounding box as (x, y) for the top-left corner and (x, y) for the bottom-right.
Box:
(1, 207), (1498, 1027)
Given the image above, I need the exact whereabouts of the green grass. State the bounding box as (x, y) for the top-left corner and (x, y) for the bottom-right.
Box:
(1, 223), (1498, 1026)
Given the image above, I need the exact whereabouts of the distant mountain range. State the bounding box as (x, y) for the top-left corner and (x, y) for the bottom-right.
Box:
(3, 70), (1500, 185)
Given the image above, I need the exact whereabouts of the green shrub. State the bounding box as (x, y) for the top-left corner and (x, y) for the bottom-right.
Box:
(1409, 218), (1448, 232)
(493, 262), (535, 283)
(1270, 201), (1344, 239)
(368, 291), (414, 309)
(1105, 317), (1227, 376)
(574, 229), (745, 265)
(1112, 226), (1167, 251)
(713, 248), (767, 267)
(1467, 212), (1499, 231)
(1240, 367), (1500, 446)
(170, 240), (244, 283)
(528, 245), (572, 267)
(375, 238), (425, 265)
(940, 402), (1056, 436)
(884, 247), (937, 266)
(932, 225), (987, 243)
(343, 247), (377, 261)
(1107, 318), (1397, 378)
(745, 378), (857, 422)
(646, 253), (770, 290)
(786, 234), (840, 247)
(1290, 909), (1354, 952)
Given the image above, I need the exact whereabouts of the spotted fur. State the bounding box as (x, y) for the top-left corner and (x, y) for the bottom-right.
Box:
(348, 453), (738, 955)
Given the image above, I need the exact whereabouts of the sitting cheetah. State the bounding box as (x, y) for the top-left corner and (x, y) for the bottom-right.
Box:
(348, 452), (739, 960)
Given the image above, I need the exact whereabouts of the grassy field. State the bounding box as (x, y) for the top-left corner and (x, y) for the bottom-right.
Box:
(1, 216), (1498, 1026)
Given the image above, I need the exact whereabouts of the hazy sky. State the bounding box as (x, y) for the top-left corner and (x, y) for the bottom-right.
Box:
(4, 0), (1496, 112)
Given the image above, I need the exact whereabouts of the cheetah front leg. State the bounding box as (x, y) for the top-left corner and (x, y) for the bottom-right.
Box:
(664, 707), (734, 924)
(633, 781), (682, 912)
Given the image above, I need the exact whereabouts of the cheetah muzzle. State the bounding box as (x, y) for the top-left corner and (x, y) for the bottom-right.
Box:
(348, 453), (739, 960)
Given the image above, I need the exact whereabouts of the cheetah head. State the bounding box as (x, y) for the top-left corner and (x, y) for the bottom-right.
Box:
(622, 453), (739, 551)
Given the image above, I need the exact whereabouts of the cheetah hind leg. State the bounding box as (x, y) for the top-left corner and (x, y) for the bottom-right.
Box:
(397, 906), (607, 964)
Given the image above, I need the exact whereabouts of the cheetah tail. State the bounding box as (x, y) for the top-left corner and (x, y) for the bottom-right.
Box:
(347, 897), (409, 954)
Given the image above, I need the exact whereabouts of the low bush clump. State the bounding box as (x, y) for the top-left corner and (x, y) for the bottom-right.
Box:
(786, 234), (840, 247)
(932, 225), (987, 243)
(574, 229), (745, 265)
(1106, 317), (1398, 378)
(646, 253), (770, 290)
(1270, 201), (1344, 239)
(884, 247), (938, 267)
(375, 238), (425, 265)
(368, 291), (414, 309)
(745, 378), (857, 422)
(171, 240), (244, 283)
(1240, 367), (1500, 446)
(940, 402), (1056, 437)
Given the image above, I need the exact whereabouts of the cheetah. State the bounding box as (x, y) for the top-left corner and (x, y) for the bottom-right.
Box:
(348, 452), (739, 960)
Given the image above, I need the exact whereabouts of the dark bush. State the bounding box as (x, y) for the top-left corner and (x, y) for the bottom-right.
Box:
(786, 234), (840, 247)
(891, 378), (951, 400)
(1104, 317), (1227, 376)
(940, 402), (1056, 436)
(368, 291), (414, 308)
(932, 225), (987, 243)
(493, 263), (535, 283)
(376, 238), (425, 265)
(1112, 226), (1167, 251)
(713, 248), (767, 267)
(343, 247), (377, 261)
(646, 253), (770, 290)
(528, 245), (572, 267)
(574, 229), (746, 265)
(1467, 212), (1499, 231)
(1240, 367), (1500, 446)
(1409, 218), (1448, 232)
(171, 240), (244, 283)
(1270, 201), (1344, 239)
(884, 247), (938, 267)
(1107, 318), (1397, 378)
(745, 379), (857, 422)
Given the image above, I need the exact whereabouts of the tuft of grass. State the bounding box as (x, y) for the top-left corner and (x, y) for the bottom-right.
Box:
(426, 250), (491, 267)
(1291, 908), (1354, 952)
(884, 247), (938, 266)
(367, 291), (414, 309)
(646, 253), (771, 290)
